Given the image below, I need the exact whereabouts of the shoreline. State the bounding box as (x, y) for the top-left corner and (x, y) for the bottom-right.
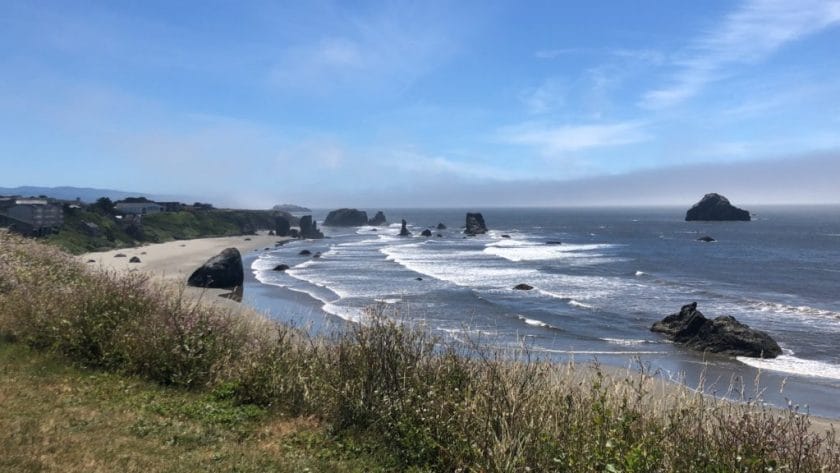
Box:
(79, 232), (839, 431)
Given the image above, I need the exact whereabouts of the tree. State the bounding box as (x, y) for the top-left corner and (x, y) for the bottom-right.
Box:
(92, 197), (115, 215)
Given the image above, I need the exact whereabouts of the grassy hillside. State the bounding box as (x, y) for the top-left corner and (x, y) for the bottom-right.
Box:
(2, 232), (839, 472)
(0, 343), (395, 472)
(44, 208), (289, 254)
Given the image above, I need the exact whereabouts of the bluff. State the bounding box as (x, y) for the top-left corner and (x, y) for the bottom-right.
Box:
(685, 193), (750, 221)
(324, 208), (369, 226)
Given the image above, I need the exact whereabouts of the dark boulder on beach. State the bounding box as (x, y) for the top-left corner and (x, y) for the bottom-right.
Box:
(129, 256), (141, 263)
(368, 211), (387, 226)
(299, 215), (324, 239)
(399, 219), (412, 237)
(114, 253), (126, 258)
(697, 235), (716, 242)
(685, 193), (751, 221)
(187, 247), (244, 289)
(437, 223), (447, 230)
(421, 229), (432, 237)
(651, 302), (781, 358)
(86, 259), (96, 263)
(273, 264), (290, 271)
(465, 212), (488, 235)
(513, 283), (534, 291)
(324, 208), (369, 226)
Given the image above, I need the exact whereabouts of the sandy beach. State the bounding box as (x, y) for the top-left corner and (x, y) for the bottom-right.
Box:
(80, 232), (289, 310)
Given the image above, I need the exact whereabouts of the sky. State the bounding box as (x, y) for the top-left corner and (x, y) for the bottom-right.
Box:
(2, 0), (840, 208)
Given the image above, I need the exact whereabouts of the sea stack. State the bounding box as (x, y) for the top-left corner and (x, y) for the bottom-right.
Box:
(187, 248), (244, 289)
(324, 208), (369, 226)
(685, 193), (751, 221)
(399, 219), (412, 237)
(368, 211), (387, 226)
(275, 216), (291, 236)
(464, 212), (488, 235)
(299, 215), (324, 239)
(651, 302), (781, 358)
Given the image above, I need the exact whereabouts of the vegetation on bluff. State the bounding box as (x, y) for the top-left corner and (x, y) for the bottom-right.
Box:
(1, 231), (838, 472)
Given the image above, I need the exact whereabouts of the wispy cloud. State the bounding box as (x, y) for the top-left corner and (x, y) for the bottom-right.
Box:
(499, 121), (650, 155)
(519, 78), (567, 114)
(641, 0), (840, 109)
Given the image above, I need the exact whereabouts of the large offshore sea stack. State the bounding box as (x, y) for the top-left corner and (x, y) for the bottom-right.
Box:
(464, 212), (488, 235)
(685, 193), (751, 221)
(324, 208), (369, 226)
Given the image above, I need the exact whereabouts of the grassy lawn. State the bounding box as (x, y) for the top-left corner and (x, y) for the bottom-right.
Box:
(0, 343), (395, 473)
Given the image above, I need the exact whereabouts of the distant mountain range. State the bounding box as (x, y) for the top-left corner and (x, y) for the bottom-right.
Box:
(0, 186), (189, 203)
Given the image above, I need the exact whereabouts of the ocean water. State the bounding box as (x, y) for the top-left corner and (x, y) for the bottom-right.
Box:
(244, 207), (840, 417)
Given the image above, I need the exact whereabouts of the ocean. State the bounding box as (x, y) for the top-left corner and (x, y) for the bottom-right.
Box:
(242, 207), (840, 418)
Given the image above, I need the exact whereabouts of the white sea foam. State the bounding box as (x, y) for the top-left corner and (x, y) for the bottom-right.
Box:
(601, 338), (650, 346)
(375, 298), (402, 304)
(483, 240), (617, 263)
(635, 270), (646, 276)
(568, 299), (594, 309)
(517, 315), (551, 328)
(736, 355), (840, 381)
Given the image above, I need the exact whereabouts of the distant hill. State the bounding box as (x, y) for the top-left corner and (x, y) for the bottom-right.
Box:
(0, 186), (186, 203)
(272, 203), (311, 212)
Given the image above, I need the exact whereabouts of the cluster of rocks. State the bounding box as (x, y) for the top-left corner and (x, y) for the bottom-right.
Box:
(368, 211), (387, 226)
(651, 302), (781, 358)
(322, 208), (388, 227)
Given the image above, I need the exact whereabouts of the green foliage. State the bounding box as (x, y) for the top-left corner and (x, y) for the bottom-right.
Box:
(2, 232), (840, 472)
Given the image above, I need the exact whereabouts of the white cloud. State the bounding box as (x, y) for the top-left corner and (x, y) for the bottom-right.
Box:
(499, 121), (650, 155)
(382, 150), (522, 181)
(641, 0), (840, 109)
(520, 78), (566, 114)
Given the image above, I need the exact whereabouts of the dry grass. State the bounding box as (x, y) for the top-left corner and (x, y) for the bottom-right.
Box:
(2, 230), (839, 472)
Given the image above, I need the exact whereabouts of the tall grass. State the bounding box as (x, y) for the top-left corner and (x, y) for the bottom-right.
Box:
(1, 230), (838, 472)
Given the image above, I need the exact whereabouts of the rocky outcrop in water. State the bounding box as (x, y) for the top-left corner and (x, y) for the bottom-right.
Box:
(421, 229), (432, 237)
(324, 208), (369, 226)
(685, 193), (751, 221)
(399, 219), (411, 237)
(464, 213), (488, 235)
(299, 215), (324, 239)
(697, 235), (716, 242)
(187, 248), (244, 289)
(651, 302), (781, 358)
(437, 223), (447, 230)
(275, 216), (291, 236)
(368, 211), (387, 226)
(513, 283), (534, 291)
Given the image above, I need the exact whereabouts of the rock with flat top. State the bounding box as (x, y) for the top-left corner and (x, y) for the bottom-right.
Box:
(324, 208), (369, 226)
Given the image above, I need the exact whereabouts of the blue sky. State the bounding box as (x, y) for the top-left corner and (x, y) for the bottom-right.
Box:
(2, 0), (840, 207)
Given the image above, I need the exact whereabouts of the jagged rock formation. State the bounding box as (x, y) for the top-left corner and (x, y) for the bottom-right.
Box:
(399, 219), (411, 237)
(368, 211), (387, 226)
(324, 208), (369, 226)
(275, 216), (291, 236)
(299, 215), (324, 239)
(651, 302), (781, 358)
(464, 212), (488, 235)
(685, 193), (751, 221)
(187, 248), (244, 289)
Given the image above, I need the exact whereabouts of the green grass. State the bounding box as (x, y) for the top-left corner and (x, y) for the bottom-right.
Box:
(2, 231), (839, 472)
(43, 208), (284, 254)
(0, 342), (397, 473)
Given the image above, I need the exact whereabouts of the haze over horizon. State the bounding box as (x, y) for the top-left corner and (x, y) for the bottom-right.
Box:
(2, 1), (840, 208)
